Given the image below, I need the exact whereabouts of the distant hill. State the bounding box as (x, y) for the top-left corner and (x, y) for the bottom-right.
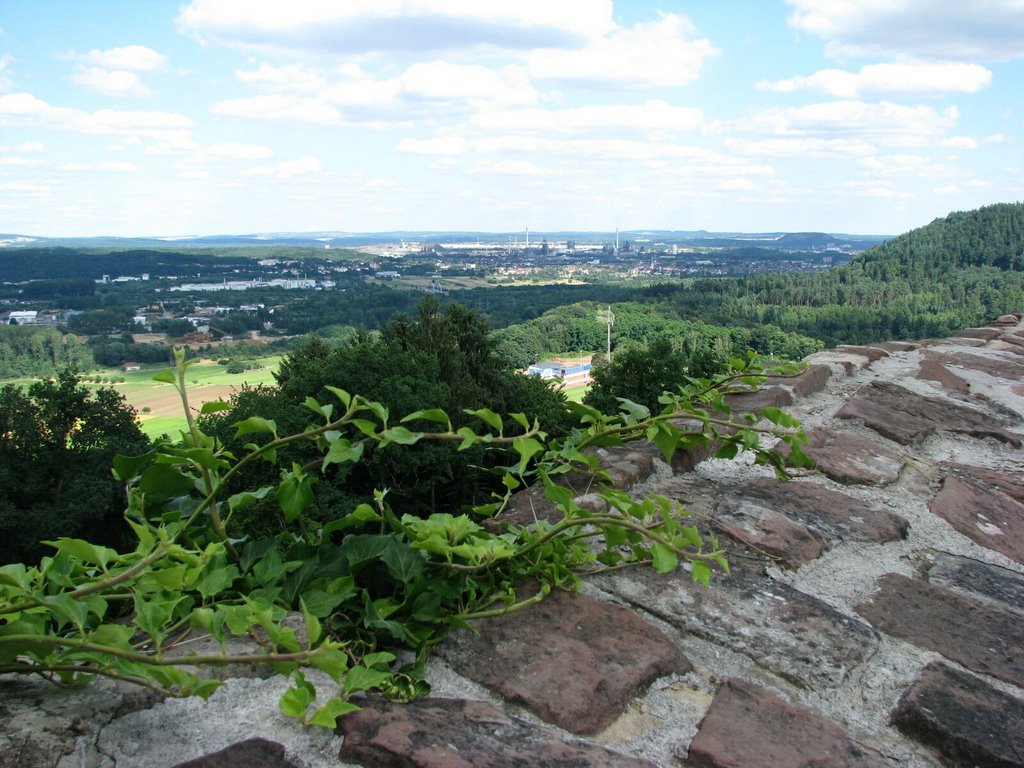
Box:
(0, 229), (890, 252)
(855, 202), (1024, 280)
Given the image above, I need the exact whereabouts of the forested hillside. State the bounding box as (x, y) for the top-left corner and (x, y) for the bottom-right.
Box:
(639, 203), (1024, 346)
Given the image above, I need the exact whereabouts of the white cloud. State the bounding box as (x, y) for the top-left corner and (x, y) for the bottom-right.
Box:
(725, 137), (876, 158)
(0, 93), (193, 136)
(743, 101), (959, 144)
(935, 184), (960, 194)
(786, 0), (1024, 61)
(857, 153), (950, 178)
(19, 141), (44, 153)
(472, 101), (703, 135)
(396, 136), (469, 155)
(78, 45), (167, 71)
(244, 156), (322, 178)
(60, 161), (139, 172)
(470, 159), (552, 177)
(940, 136), (979, 149)
(757, 61), (991, 98)
(718, 179), (755, 191)
(206, 142), (275, 160)
(213, 94), (343, 125)
(177, 0), (612, 54)
(528, 14), (717, 89)
(0, 53), (12, 91)
(400, 62), (537, 106)
(235, 62), (328, 92)
(72, 67), (151, 98)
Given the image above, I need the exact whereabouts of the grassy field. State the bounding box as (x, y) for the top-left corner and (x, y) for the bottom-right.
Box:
(89, 358), (282, 439)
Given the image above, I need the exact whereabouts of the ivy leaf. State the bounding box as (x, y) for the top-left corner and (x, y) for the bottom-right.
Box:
(233, 416), (278, 439)
(325, 386), (351, 408)
(151, 368), (176, 385)
(299, 597), (322, 647)
(277, 466), (315, 523)
(138, 464), (196, 502)
(112, 450), (156, 482)
(310, 698), (360, 728)
(279, 671), (315, 720)
(45, 538), (115, 569)
(653, 421), (682, 464)
(380, 426), (422, 446)
(310, 647), (349, 682)
(512, 436), (544, 474)
(344, 666), (392, 696)
(322, 438), (365, 471)
(381, 540), (426, 583)
(227, 486), (273, 515)
(401, 409), (450, 428)
(651, 543), (679, 573)
(691, 560), (712, 589)
(465, 408), (502, 433)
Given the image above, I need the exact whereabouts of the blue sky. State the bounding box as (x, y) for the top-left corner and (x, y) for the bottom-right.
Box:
(1, 1), (1022, 237)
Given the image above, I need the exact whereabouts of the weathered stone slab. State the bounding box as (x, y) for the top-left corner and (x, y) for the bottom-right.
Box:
(926, 553), (1024, 615)
(777, 363), (831, 398)
(725, 385), (794, 414)
(928, 474), (1024, 564)
(917, 358), (971, 394)
(779, 427), (905, 486)
(712, 499), (825, 568)
(943, 464), (1024, 504)
(856, 573), (1024, 688)
(922, 349), (1024, 380)
(874, 341), (919, 352)
(836, 380), (1022, 446)
(956, 327), (1002, 341)
(803, 350), (864, 375)
(596, 562), (875, 689)
(441, 585), (689, 734)
(835, 344), (890, 362)
(337, 698), (657, 768)
(686, 678), (889, 768)
(172, 739), (298, 768)
(891, 662), (1024, 768)
(716, 478), (909, 553)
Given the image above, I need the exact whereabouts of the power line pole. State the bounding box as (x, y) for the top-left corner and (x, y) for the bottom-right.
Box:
(597, 306), (615, 362)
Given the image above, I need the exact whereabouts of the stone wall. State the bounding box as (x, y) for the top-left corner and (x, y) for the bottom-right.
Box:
(3, 313), (1023, 768)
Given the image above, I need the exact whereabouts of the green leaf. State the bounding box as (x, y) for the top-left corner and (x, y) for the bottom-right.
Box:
(342, 534), (393, 573)
(299, 597), (322, 647)
(380, 426), (421, 445)
(465, 408), (502, 433)
(200, 400), (232, 414)
(322, 438), (364, 470)
(653, 422), (682, 464)
(325, 386), (351, 408)
(651, 542), (679, 573)
(233, 416), (278, 438)
(691, 560), (712, 588)
(112, 450), (156, 482)
(512, 436), (544, 474)
(227, 486), (273, 514)
(310, 698), (360, 728)
(303, 396), (332, 420)
(279, 671), (315, 720)
(616, 398), (651, 423)
(151, 368), (177, 385)
(195, 564), (240, 598)
(138, 463), (196, 501)
(345, 665), (392, 696)
(401, 408), (450, 427)
(277, 466), (315, 523)
(310, 647), (349, 682)
(89, 623), (135, 649)
(45, 538), (115, 569)
(381, 540), (426, 582)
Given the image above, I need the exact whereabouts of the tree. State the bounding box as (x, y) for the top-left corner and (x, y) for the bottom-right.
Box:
(584, 338), (725, 415)
(0, 370), (151, 564)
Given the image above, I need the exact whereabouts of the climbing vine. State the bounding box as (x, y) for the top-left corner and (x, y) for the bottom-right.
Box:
(0, 348), (808, 727)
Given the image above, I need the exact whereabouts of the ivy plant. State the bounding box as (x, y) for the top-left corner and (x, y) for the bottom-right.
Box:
(0, 348), (809, 727)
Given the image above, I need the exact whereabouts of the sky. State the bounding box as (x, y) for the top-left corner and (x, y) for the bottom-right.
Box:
(1, 1), (1022, 238)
